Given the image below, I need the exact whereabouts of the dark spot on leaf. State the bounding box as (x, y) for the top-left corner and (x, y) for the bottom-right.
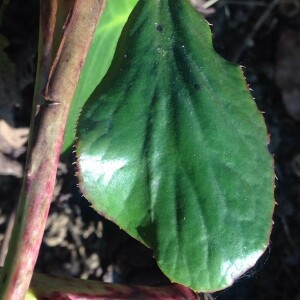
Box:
(194, 83), (200, 91)
(156, 25), (163, 32)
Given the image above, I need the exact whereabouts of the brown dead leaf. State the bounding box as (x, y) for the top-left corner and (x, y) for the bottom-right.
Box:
(0, 119), (29, 177)
(0, 153), (23, 177)
(0, 120), (29, 154)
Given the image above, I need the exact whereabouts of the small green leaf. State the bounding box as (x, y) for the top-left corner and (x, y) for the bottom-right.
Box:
(62, 0), (138, 152)
(76, 0), (274, 292)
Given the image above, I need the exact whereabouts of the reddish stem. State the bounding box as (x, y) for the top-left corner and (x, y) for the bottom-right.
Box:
(28, 272), (199, 300)
(0, 1), (106, 299)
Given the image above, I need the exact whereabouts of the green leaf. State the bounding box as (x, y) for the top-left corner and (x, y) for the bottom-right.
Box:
(62, 0), (138, 152)
(76, 0), (274, 292)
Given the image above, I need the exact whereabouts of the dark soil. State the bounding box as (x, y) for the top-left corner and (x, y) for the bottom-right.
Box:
(0, 1), (299, 299)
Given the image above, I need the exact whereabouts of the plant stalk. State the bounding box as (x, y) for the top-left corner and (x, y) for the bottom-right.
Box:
(27, 0), (58, 155)
(27, 271), (199, 300)
(0, 1), (106, 299)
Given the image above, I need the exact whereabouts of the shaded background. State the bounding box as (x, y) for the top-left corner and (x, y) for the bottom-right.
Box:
(0, 0), (299, 299)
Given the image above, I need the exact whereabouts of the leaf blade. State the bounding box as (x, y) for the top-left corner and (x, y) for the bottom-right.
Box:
(63, 0), (138, 152)
(76, 0), (274, 292)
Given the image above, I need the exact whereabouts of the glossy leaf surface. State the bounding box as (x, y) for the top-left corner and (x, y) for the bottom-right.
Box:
(76, 0), (274, 292)
(63, 0), (138, 152)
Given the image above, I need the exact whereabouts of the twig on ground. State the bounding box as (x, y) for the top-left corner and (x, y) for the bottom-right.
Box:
(203, 0), (220, 9)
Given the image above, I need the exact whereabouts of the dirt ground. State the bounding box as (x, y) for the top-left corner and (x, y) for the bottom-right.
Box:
(0, 1), (299, 299)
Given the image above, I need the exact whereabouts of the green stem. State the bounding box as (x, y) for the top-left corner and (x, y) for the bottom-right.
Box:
(0, 1), (106, 299)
